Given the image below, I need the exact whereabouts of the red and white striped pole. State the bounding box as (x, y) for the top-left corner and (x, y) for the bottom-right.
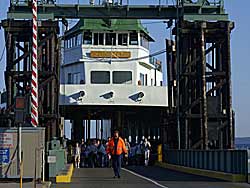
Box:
(31, 0), (38, 127)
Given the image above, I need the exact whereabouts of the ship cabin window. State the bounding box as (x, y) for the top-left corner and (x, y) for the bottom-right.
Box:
(68, 72), (81, 84)
(139, 73), (145, 86)
(140, 34), (149, 49)
(68, 39), (72, 48)
(91, 71), (110, 84)
(77, 34), (82, 46)
(64, 40), (67, 49)
(68, 73), (72, 84)
(66, 38), (70, 48)
(71, 38), (74, 48)
(65, 34), (82, 49)
(67, 39), (70, 48)
(74, 36), (77, 46)
(94, 33), (104, 45)
(73, 72), (81, 84)
(83, 32), (92, 44)
(106, 33), (116, 45)
(118, 34), (128, 46)
(129, 32), (138, 45)
(113, 71), (132, 84)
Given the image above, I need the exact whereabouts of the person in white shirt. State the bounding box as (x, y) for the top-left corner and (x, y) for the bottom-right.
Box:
(74, 142), (81, 168)
(143, 138), (151, 166)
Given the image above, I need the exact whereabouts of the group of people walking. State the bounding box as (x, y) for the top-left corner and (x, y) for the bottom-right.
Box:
(74, 139), (107, 168)
(72, 130), (152, 178)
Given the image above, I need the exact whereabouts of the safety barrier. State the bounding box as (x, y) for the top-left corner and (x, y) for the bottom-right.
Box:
(162, 148), (248, 182)
(56, 163), (74, 183)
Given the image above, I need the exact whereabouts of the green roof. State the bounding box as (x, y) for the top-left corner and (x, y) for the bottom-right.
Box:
(64, 19), (154, 42)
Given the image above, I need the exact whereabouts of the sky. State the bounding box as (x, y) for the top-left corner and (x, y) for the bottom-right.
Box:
(0, 0), (249, 137)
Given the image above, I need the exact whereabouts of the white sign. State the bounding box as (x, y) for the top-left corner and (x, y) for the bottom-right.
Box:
(0, 133), (13, 148)
(47, 156), (56, 163)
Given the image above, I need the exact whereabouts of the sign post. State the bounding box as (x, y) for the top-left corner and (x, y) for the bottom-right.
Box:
(14, 97), (25, 176)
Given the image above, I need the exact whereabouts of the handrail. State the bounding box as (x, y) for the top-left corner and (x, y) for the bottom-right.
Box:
(163, 148), (248, 176)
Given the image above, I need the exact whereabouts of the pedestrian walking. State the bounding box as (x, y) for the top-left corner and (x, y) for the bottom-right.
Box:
(89, 140), (98, 168)
(124, 138), (131, 165)
(106, 137), (112, 167)
(97, 140), (106, 167)
(135, 140), (144, 165)
(80, 139), (87, 167)
(106, 130), (127, 178)
(74, 142), (81, 168)
(143, 138), (151, 166)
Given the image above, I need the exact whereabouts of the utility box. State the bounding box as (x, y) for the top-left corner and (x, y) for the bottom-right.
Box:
(0, 127), (45, 178)
(46, 138), (66, 178)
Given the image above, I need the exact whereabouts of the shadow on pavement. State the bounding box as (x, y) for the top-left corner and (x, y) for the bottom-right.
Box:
(125, 165), (226, 182)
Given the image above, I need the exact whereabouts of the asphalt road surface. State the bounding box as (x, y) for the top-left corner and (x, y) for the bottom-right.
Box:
(52, 166), (250, 188)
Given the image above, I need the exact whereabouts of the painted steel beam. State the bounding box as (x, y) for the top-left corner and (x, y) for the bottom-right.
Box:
(7, 4), (228, 20)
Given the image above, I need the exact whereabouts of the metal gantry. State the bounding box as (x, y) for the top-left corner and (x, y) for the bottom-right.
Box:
(166, 21), (235, 149)
(7, 0), (228, 21)
(1, 19), (60, 139)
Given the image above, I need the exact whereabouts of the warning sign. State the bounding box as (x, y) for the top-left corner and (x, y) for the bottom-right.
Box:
(0, 148), (10, 164)
(0, 133), (13, 148)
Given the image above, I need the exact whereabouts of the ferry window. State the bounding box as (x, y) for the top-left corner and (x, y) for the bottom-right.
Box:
(71, 38), (73, 48)
(145, 74), (148, 86)
(94, 33), (98, 45)
(69, 39), (71, 48)
(67, 39), (70, 48)
(106, 33), (116, 45)
(118, 34), (128, 46)
(130, 33), (138, 45)
(64, 40), (67, 49)
(140, 73), (145, 86)
(140, 35), (149, 49)
(74, 36), (77, 46)
(68, 73), (72, 84)
(113, 71), (132, 84)
(94, 33), (104, 45)
(71, 38), (74, 47)
(77, 34), (82, 46)
(99, 33), (104, 45)
(91, 71), (110, 84)
(73, 72), (81, 84)
(83, 32), (92, 44)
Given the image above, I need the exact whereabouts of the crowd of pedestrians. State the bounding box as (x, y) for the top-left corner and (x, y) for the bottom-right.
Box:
(70, 136), (153, 168)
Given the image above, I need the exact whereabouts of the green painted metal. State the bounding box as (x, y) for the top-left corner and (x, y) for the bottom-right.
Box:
(183, 14), (228, 21)
(7, 3), (228, 21)
(64, 19), (154, 41)
(7, 12), (54, 19)
(48, 149), (66, 178)
(47, 139), (67, 178)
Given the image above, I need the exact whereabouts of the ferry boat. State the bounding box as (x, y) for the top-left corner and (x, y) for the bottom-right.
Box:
(59, 19), (168, 142)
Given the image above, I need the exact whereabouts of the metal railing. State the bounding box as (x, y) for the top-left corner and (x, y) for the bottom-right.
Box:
(10, 0), (55, 6)
(10, 0), (223, 6)
(163, 148), (248, 175)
